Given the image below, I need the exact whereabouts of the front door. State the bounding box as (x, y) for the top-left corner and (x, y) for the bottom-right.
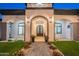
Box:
(36, 25), (43, 36)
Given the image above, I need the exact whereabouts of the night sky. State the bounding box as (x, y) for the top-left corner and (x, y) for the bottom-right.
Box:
(54, 3), (79, 9)
(0, 3), (79, 20)
(0, 3), (79, 9)
(0, 3), (26, 9)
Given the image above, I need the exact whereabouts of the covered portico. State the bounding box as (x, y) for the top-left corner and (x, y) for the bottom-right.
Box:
(25, 3), (54, 42)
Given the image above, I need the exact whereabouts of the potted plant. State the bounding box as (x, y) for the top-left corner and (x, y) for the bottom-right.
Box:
(31, 35), (35, 42)
(45, 35), (48, 42)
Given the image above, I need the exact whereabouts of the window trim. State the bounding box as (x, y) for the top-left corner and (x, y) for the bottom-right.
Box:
(18, 22), (24, 35)
(55, 23), (62, 34)
(9, 22), (13, 38)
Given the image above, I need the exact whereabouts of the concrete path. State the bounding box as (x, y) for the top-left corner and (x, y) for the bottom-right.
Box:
(25, 42), (52, 56)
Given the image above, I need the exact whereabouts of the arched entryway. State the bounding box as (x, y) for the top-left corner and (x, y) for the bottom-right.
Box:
(30, 16), (49, 42)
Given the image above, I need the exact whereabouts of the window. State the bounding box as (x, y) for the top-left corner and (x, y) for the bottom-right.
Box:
(55, 23), (62, 34)
(18, 22), (24, 35)
(9, 22), (13, 38)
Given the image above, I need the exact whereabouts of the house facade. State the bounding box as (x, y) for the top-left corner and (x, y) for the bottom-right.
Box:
(0, 3), (79, 42)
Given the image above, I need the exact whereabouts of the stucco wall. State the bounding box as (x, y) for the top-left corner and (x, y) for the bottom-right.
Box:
(54, 15), (79, 41)
(55, 20), (73, 41)
(54, 15), (79, 22)
(0, 31), (1, 39)
(0, 22), (1, 39)
(2, 15), (25, 41)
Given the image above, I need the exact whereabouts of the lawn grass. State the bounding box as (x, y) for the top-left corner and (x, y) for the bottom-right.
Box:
(52, 41), (79, 56)
(0, 40), (25, 56)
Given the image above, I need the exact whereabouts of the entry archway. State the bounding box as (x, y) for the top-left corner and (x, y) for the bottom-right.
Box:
(30, 16), (49, 42)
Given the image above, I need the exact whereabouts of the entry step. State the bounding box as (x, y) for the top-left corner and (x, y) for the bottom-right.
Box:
(35, 36), (45, 42)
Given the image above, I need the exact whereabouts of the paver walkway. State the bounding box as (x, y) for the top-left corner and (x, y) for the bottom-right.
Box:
(25, 42), (52, 56)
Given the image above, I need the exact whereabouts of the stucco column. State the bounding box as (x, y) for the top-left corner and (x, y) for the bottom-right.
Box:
(48, 16), (54, 42)
(25, 18), (31, 42)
